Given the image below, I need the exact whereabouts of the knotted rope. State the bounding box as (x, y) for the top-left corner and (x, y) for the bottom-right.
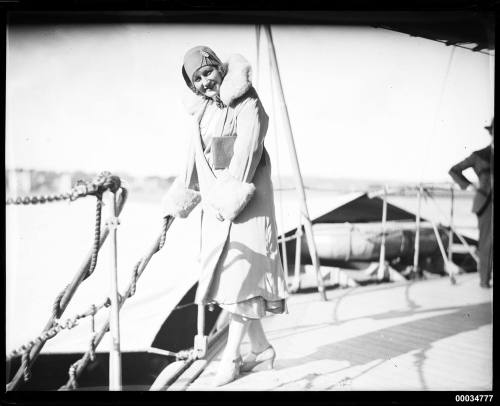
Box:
(50, 196), (104, 320)
(57, 216), (174, 390)
(6, 172), (125, 391)
(7, 299), (112, 362)
(8, 181), (173, 391)
(6, 171), (121, 206)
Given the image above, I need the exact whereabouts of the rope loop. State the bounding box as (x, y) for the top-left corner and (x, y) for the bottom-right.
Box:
(21, 352), (31, 382)
(67, 360), (80, 390)
(86, 197), (103, 280)
(175, 349), (193, 361)
(90, 304), (96, 333)
(65, 319), (77, 329)
(159, 216), (172, 250)
(89, 335), (96, 362)
(52, 284), (70, 320)
(128, 262), (140, 298)
(88, 303), (97, 362)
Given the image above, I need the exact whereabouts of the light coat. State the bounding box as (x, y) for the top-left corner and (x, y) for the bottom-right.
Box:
(162, 54), (287, 308)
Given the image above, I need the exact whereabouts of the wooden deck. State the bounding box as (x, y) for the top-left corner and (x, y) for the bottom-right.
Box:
(188, 273), (492, 391)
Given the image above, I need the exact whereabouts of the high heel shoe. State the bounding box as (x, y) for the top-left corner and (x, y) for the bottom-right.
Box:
(212, 356), (242, 387)
(240, 345), (276, 373)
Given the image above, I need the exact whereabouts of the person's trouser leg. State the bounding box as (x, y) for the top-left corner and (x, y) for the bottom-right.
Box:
(477, 202), (493, 286)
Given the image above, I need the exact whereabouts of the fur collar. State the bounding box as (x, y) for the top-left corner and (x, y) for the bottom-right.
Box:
(182, 54), (252, 115)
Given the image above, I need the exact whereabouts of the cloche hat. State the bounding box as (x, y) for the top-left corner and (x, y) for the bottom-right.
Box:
(182, 46), (224, 88)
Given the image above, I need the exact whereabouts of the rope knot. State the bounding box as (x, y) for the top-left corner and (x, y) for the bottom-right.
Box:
(94, 171), (121, 194)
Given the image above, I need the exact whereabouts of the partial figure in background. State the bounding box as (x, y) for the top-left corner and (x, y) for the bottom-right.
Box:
(161, 46), (287, 387)
(449, 118), (493, 288)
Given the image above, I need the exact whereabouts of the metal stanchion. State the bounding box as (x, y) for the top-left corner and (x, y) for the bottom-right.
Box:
(448, 186), (455, 262)
(412, 183), (423, 278)
(194, 304), (207, 359)
(291, 223), (303, 292)
(430, 219), (457, 284)
(105, 190), (122, 390)
(281, 235), (290, 289)
(377, 185), (388, 281)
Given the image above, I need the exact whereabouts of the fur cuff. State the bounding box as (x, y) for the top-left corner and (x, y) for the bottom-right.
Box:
(161, 177), (201, 218)
(205, 171), (256, 221)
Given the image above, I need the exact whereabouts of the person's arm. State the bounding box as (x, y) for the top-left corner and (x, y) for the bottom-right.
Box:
(161, 135), (201, 218)
(448, 153), (477, 191)
(205, 95), (268, 221)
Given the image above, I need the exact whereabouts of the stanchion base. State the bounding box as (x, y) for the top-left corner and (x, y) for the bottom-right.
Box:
(194, 335), (208, 360)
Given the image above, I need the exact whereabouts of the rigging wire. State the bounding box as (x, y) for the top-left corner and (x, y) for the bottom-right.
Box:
(264, 25), (290, 280)
(255, 24), (261, 90)
(419, 45), (456, 183)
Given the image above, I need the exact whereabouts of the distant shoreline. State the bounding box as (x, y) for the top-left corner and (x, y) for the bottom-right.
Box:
(5, 169), (473, 201)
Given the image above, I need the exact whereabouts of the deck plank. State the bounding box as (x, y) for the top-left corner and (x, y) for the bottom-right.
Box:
(188, 273), (492, 391)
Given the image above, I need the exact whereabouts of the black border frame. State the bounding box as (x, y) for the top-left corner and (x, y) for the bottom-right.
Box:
(1, 1), (497, 405)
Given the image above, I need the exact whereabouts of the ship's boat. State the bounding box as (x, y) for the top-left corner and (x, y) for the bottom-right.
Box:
(278, 193), (477, 275)
(305, 221), (449, 263)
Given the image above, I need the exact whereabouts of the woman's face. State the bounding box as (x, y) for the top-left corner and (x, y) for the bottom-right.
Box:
(192, 65), (223, 98)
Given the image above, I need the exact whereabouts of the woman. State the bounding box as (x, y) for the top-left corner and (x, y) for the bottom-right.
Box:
(449, 118), (493, 288)
(161, 46), (287, 387)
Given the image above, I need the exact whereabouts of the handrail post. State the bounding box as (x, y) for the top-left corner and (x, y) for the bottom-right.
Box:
(448, 186), (455, 262)
(291, 223), (302, 292)
(280, 232), (289, 289)
(194, 304), (207, 359)
(377, 185), (388, 281)
(105, 190), (122, 390)
(412, 183), (423, 278)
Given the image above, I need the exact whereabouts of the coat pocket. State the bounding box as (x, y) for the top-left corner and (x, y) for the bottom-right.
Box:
(212, 136), (237, 169)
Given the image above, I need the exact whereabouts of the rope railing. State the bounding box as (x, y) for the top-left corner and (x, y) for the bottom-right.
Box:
(5, 171), (121, 206)
(6, 172), (127, 391)
(9, 173), (215, 390)
(58, 215), (175, 390)
(7, 298), (111, 362)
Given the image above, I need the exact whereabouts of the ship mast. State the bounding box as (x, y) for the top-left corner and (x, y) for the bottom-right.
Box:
(262, 25), (326, 301)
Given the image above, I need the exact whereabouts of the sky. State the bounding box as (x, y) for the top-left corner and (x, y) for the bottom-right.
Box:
(5, 23), (494, 183)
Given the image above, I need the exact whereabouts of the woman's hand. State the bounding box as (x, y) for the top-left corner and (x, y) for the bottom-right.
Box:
(466, 183), (477, 192)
